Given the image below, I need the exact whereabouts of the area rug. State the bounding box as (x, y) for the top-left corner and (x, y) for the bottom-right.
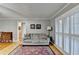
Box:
(11, 46), (54, 55)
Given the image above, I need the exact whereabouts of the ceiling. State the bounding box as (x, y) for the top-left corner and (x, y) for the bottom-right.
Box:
(0, 3), (67, 18)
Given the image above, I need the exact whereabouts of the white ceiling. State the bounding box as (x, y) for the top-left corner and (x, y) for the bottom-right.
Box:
(0, 3), (66, 18)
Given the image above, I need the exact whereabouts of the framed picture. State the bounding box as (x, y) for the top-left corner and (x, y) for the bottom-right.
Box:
(30, 24), (35, 29)
(36, 24), (41, 29)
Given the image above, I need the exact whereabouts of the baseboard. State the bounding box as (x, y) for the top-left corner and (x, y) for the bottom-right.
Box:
(22, 45), (49, 46)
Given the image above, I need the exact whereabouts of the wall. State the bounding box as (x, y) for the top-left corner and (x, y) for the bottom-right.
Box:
(0, 19), (17, 42)
(50, 18), (55, 41)
(22, 20), (50, 37)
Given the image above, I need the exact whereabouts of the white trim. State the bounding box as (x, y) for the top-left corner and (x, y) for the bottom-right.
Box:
(56, 4), (79, 19)
(0, 5), (24, 18)
(51, 3), (70, 19)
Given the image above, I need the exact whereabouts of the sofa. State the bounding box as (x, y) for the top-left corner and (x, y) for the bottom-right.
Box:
(23, 33), (50, 45)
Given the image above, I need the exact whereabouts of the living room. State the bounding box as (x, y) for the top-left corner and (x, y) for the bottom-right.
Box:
(0, 3), (61, 55)
(0, 3), (79, 55)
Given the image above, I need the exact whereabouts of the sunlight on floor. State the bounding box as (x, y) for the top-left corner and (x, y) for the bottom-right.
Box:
(0, 43), (19, 55)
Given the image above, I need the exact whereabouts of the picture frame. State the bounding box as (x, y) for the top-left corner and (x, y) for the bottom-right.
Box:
(36, 24), (41, 29)
(30, 24), (35, 29)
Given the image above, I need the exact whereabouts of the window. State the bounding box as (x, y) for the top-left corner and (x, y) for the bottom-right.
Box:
(64, 35), (70, 53)
(55, 33), (59, 45)
(73, 37), (79, 55)
(70, 15), (74, 34)
(71, 37), (74, 55)
(55, 10), (79, 54)
(58, 20), (62, 33)
(58, 34), (62, 48)
(55, 19), (59, 46)
(74, 13), (79, 34)
(63, 17), (69, 33)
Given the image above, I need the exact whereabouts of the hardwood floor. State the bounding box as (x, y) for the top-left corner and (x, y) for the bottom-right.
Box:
(0, 43), (11, 50)
(49, 43), (63, 55)
(0, 42), (63, 55)
(0, 43), (18, 55)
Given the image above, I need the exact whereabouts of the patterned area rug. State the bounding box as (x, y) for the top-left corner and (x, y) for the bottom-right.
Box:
(11, 46), (54, 55)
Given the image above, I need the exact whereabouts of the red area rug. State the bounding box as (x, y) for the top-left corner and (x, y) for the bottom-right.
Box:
(12, 46), (54, 55)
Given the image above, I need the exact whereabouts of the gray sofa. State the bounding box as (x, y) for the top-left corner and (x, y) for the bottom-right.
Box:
(22, 33), (50, 45)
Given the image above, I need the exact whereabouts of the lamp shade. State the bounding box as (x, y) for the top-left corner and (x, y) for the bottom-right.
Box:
(47, 26), (52, 31)
(18, 22), (22, 27)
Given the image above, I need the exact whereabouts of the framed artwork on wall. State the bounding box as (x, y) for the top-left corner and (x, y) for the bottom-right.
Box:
(36, 24), (41, 29)
(30, 24), (35, 29)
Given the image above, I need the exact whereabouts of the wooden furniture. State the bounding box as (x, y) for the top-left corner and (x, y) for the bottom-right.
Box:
(0, 32), (13, 43)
